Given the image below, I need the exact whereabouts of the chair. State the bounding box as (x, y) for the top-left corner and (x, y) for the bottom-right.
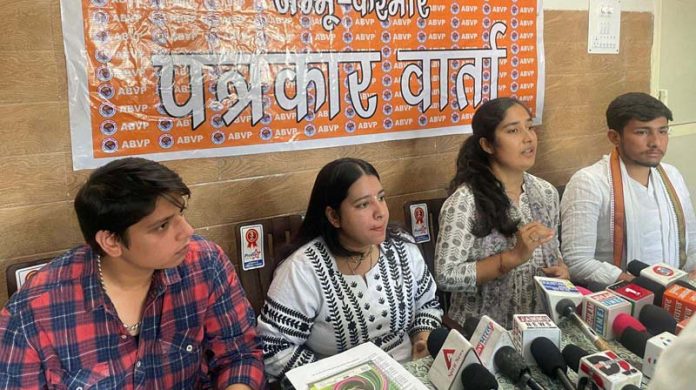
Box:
(5, 258), (50, 297)
(402, 198), (449, 312)
(233, 214), (303, 315)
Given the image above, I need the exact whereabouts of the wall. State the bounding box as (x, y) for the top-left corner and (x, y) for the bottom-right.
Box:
(0, 2), (653, 304)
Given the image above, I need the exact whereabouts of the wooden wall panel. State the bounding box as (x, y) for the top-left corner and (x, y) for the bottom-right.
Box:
(0, 9), (653, 305)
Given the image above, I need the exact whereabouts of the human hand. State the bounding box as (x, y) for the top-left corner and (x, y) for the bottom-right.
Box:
(542, 259), (570, 280)
(512, 221), (554, 266)
(616, 272), (636, 283)
(411, 331), (430, 360)
(688, 269), (696, 281)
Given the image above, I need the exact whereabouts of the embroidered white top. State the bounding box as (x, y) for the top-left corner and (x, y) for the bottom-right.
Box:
(256, 234), (442, 380)
(561, 156), (696, 285)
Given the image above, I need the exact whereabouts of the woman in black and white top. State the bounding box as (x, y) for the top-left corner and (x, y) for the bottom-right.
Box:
(256, 158), (442, 380)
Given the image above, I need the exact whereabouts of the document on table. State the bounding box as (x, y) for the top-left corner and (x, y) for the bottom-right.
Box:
(285, 342), (430, 390)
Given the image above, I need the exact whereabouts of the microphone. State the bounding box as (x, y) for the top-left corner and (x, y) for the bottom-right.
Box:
(576, 350), (642, 390)
(632, 276), (665, 306)
(460, 363), (499, 390)
(493, 346), (547, 390)
(618, 327), (650, 358)
(463, 316), (482, 340)
(511, 314), (561, 365)
(468, 315), (514, 374)
(428, 328), (484, 390)
(642, 331), (676, 378)
(534, 276), (584, 324)
(611, 313), (647, 339)
(662, 283), (696, 322)
(561, 344), (589, 373)
(639, 304), (677, 335)
(587, 281), (610, 293)
(581, 291), (632, 340)
(607, 280), (654, 317)
(530, 337), (575, 390)
(556, 299), (612, 351)
(627, 260), (687, 287)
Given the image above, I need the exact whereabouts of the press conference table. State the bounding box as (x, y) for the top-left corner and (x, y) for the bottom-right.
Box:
(404, 317), (650, 389)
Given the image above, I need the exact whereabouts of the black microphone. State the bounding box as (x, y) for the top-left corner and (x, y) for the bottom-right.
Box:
(530, 337), (575, 390)
(463, 316), (481, 340)
(639, 304), (677, 335)
(586, 281), (609, 293)
(556, 298), (612, 351)
(618, 327), (650, 358)
(427, 327), (450, 357)
(627, 259), (649, 277)
(561, 344), (589, 373)
(622, 385), (640, 390)
(460, 363), (499, 390)
(493, 346), (547, 390)
(633, 276), (665, 306)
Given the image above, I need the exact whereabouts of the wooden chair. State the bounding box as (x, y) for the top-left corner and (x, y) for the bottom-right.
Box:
(232, 214), (303, 315)
(402, 198), (449, 312)
(5, 258), (50, 297)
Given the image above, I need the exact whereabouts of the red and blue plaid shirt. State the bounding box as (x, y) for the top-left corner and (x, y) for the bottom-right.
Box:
(0, 235), (264, 389)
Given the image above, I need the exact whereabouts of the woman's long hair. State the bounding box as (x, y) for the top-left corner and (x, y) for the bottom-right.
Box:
(449, 97), (531, 237)
(283, 158), (393, 258)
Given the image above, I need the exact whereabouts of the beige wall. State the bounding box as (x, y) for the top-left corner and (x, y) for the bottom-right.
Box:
(0, 4), (652, 305)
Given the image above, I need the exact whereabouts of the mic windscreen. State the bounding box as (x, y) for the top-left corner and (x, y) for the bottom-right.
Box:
(633, 276), (665, 305)
(427, 327), (449, 358)
(493, 346), (528, 383)
(627, 260), (649, 277)
(612, 312), (647, 338)
(622, 385), (640, 390)
(463, 316), (482, 340)
(619, 327), (650, 358)
(530, 337), (567, 377)
(562, 344), (588, 372)
(587, 281), (609, 292)
(639, 304), (677, 335)
(555, 298), (576, 318)
(461, 363), (499, 390)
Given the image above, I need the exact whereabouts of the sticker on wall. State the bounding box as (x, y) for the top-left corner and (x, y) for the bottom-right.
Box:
(409, 203), (431, 243)
(240, 224), (265, 271)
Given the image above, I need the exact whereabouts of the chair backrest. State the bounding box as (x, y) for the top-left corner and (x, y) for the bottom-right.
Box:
(402, 197), (449, 311)
(233, 214), (303, 315)
(5, 258), (50, 298)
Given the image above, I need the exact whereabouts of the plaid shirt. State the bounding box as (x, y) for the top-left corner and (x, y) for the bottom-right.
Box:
(0, 235), (264, 389)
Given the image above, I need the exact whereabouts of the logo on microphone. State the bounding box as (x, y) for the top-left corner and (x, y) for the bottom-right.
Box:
(443, 348), (455, 369)
(652, 265), (674, 277)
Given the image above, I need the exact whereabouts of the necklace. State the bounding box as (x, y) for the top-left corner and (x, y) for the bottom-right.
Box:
(96, 255), (142, 335)
(345, 245), (375, 275)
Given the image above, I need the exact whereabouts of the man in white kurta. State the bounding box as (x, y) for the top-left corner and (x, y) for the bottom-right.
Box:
(561, 93), (696, 286)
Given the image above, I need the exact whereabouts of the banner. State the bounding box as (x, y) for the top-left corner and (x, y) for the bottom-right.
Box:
(61, 0), (545, 170)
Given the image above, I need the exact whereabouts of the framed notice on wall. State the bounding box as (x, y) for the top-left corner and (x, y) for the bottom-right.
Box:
(60, 0), (545, 170)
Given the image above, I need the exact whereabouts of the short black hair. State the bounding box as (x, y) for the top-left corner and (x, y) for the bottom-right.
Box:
(606, 92), (673, 133)
(74, 158), (190, 254)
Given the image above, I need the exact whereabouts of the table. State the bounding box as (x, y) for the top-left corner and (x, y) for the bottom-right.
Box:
(403, 317), (650, 389)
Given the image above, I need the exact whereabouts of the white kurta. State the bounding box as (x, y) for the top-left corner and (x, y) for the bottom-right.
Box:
(561, 157), (696, 285)
(257, 234), (443, 380)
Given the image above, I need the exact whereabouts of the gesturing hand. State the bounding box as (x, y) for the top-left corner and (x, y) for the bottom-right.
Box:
(513, 221), (555, 265)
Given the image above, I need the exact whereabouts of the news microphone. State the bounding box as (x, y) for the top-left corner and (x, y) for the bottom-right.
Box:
(534, 276), (584, 324)
(607, 280), (654, 317)
(612, 313), (647, 339)
(428, 328), (484, 390)
(582, 291), (632, 340)
(627, 260), (687, 287)
(469, 315), (514, 374)
(530, 337), (575, 390)
(587, 281), (610, 293)
(576, 350), (642, 390)
(511, 314), (561, 365)
(639, 304), (677, 335)
(622, 386), (640, 390)
(632, 276), (665, 306)
(662, 283), (696, 322)
(463, 316), (482, 340)
(556, 299), (612, 351)
(460, 363), (499, 390)
(493, 346), (547, 390)
(618, 327), (650, 358)
(561, 344), (589, 373)
(642, 331), (676, 378)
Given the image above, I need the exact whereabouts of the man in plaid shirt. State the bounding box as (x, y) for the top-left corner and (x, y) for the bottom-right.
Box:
(0, 158), (264, 389)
